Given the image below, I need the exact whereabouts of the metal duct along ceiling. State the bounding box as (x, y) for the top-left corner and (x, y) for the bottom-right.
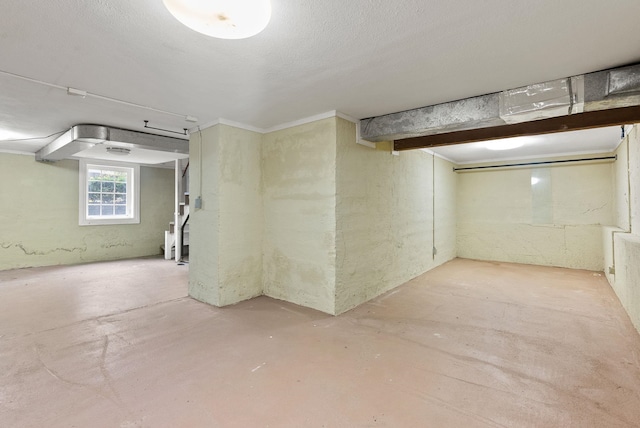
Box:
(359, 63), (640, 150)
(35, 125), (189, 162)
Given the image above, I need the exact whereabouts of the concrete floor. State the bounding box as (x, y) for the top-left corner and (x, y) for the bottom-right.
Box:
(1, 258), (640, 427)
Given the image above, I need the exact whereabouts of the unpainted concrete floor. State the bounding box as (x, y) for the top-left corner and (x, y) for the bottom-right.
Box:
(1, 257), (640, 427)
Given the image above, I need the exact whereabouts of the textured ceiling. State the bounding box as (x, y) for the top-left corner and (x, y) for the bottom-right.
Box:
(1, 0), (640, 159)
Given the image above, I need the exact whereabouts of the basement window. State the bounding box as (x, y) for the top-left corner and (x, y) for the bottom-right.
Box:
(79, 159), (140, 225)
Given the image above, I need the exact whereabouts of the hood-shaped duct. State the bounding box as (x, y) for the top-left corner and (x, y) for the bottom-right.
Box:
(35, 124), (189, 162)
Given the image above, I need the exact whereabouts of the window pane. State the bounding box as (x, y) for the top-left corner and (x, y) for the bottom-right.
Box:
(102, 181), (115, 192)
(88, 181), (101, 192)
(81, 162), (137, 224)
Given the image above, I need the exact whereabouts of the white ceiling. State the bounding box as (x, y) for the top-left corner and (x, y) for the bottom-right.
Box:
(1, 1), (640, 162)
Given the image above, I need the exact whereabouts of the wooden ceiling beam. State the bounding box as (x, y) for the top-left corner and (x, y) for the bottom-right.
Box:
(394, 105), (640, 151)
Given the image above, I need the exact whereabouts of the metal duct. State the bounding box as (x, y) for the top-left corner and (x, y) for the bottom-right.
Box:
(360, 63), (640, 144)
(35, 124), (189, 162)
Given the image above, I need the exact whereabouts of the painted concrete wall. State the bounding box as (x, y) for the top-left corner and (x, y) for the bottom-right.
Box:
(188, 125), (263, 307)
(434, 155), (458, 263)
(606, 124), (640, 333)
(457, 161), (613, 270)
(218, 125), (263, 305)
(604, 137), (631, 285)
(612, 234), (640, 333)
(335, 119), (457, 314)
(613, 137), (631, 231)
(262, 119), (337, 314)
(189, 117), (457, 316)
(630, 125), (640, 235)
(0, 153), (174, 271)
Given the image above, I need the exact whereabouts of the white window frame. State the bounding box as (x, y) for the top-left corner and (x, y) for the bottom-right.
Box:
(79, 159), (140, 226)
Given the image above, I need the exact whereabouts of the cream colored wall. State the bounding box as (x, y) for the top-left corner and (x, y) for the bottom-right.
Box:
(612, 234), (640, 333)
(262, 118), (337, 314)
(630, 125), (640, 234)
(434, 155), (458, 262)
(0, 153), (174, 271)
(188, 125), (263, 307)
(218, 125), (263, 305)
(189, 117), (457, 315)
(604, 137), (631, 285)
(606, 124), (640, 333)
(614, 137), (631, 231)
(335, 118), (457, 314)
(188, 125), (220, 305)
(457, 162), (613, 270)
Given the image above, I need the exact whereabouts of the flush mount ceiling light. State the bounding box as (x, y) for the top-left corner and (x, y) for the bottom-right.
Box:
(106, 147), (131, 156)
(163, 0), (271, 40)
(483, 137), (528, 151)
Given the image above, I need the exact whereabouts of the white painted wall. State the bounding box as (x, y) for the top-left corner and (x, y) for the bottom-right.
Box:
(457, 161), (613, 270)
(335, 119), (456, 314)
(262, 119), (337, 314)
(0, 153), (174, 271)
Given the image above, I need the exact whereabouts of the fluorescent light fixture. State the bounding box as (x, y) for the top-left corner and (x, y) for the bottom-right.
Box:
(163, 0), (271, 40)
(484, 137), (527, 151)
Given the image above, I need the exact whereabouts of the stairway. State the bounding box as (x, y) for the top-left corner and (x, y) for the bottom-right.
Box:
(163, 192), (189, 261)
(163, 158), (190, 262)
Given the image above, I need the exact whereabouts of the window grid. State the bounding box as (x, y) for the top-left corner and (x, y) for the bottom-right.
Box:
(86, 168), (129, 218)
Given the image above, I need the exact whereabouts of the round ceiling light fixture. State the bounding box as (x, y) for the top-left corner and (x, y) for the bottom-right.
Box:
(163, 0), (272, 40)
(483, 137), (527, 151)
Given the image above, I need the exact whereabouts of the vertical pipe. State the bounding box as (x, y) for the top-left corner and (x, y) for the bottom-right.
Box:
(175, 159), (182, 262)
(432, 153), (436, 260)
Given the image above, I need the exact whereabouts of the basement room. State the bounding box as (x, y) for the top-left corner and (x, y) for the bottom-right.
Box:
(1, 1), (640, 427)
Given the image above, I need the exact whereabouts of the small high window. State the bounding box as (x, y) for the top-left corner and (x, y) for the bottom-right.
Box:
(79, 159), (140, 225)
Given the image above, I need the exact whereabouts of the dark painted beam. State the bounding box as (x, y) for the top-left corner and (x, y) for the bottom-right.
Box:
(394, 105), (640, 151)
